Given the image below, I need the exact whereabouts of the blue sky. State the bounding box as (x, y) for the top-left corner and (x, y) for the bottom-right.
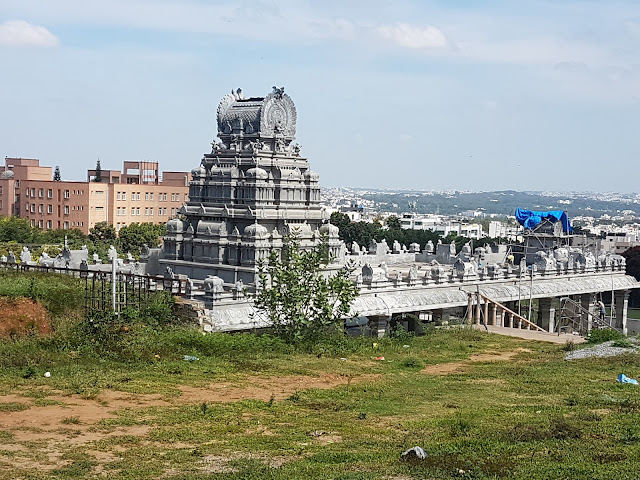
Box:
(0, 0), (639, 192)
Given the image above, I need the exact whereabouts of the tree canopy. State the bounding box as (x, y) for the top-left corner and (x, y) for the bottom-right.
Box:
(256, 232), (359, 344)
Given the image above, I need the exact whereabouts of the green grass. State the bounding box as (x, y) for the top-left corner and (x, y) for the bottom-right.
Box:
(0, 273), (639, 479)
(0, 324), (639, 479)
(0, 271), (84, 315)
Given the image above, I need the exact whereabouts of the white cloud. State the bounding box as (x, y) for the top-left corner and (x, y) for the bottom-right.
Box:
(377, 22), (449, 49)
(0, 20), (59, 47)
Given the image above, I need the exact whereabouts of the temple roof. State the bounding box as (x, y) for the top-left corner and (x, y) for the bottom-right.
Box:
(216, 86), (297, 139)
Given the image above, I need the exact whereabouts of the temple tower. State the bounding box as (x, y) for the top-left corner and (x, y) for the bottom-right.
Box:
(161, 87), (342, 283)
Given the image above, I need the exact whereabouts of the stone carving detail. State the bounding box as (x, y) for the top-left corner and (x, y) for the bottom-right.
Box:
(361, 263), (388, 285)
(453, 258), (477, 278)
(408, 264), (419, 286)
(260, 90), (297, 138)
(20, 247), (32, 264)
(425, 240), (434, 254)
(108, 245), (118, 261)
(216, 93), (236, 132)
(534, 251), (556, 272)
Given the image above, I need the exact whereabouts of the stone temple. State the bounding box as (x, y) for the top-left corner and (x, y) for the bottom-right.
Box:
(160, 87), (342, 283)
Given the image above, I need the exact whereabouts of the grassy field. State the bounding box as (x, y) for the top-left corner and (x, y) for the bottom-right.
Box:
(0, 321), (640, 479)
(0, 270), (639, 479)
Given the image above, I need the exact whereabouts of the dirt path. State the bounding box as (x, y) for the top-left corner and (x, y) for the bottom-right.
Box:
(0, 372), (379, 474)
(0, 373), (378, 441)
(421, 348), (531, 375)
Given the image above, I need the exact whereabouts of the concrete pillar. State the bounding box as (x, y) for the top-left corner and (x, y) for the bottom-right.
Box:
(496, 306), (503, 327)
(581, 294), (594, 334)
(467, 295), (474, 324)
(538, 297), (556, 333)
(491, 303), (497, 326)
(615, 290), (630, 335)
(483, 301), (489, 326)
(369, 315), (390, 338)
(475, 294), (481, 325)
(508, 312), (514, 328)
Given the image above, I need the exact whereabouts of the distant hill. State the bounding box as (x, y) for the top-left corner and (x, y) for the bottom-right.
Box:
(346, 189), (640, 220)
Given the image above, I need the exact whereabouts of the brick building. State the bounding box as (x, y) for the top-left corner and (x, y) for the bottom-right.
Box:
(0, 158), (190, 234)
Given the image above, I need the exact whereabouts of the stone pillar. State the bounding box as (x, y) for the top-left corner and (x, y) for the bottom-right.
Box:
(507, 312), (514, 328)
(615, 290), (630, 335)
(369, 315), (390, 338)
(491, 303), (497, 326)
(483, 300), (489, 326)
(475, 294), (481, 325)
(538, 297), (556, 333)
(581, 294), (594, 333)
(496, 306), (503, 327)
(467, 295), (473, 324)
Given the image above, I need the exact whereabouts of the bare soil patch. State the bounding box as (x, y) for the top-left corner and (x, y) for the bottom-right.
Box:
(422, 348), (531, 375)
(0, 297), (50, 338)
(0, 373), (378, 446)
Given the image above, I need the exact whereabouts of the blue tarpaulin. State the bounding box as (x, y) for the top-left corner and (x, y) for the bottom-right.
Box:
(515, 208), (572, 233)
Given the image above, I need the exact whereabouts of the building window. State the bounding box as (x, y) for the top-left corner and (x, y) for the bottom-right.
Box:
(0, 186), (2, 195)
(149, 192), (153, 201)
(64, 190), (70, 199)
(145, 192), (149, 201)
(38, 220), (43, 228)
(117, 192), (121, 200)
(38, 204), (44, 214)
(47, 189), (52, 198)
(38, 188), (44, 198)
(131, 207), (135, 216)
(47, 205), (52, 214)
(149, 208), (153, 216)
(94, 190), (104, 195)
(136, 192), (141, 200)
(31, 188), (36, 197)
(30, 204), (36, 213)
(64, 205), (70, 215)
(63, 221), (69, 229)
(144, 207), (149, 216)
(96, 206), (103, 211)
(46, 220), (52, 229)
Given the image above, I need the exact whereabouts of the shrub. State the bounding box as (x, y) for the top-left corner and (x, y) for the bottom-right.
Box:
(587, 328), (626, 344)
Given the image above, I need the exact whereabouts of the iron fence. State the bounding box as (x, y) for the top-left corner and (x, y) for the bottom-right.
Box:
(0, 262), (187, 317)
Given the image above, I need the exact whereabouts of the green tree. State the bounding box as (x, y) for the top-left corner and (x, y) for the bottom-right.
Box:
(94, 159), (102, 182)
(622, 246), (640, 307)
(117, 222), (166, 256)
(386, 215), (402, 231)
(255, 232), (359, 344)
(0, 216), (36, 243)
(329, 212), (351, 233)
(89, 222), (117, 245)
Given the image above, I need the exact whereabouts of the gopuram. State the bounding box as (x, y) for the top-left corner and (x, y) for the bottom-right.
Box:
(160, 87), (342, 283)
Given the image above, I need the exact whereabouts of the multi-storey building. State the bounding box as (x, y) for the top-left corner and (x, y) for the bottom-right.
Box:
(0, 157), (190, 234)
